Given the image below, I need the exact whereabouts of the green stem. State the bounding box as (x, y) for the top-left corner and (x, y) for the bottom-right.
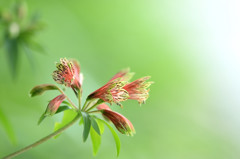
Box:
(85, 99), (104, 112)
(2, 114), (81, 159)
(78, 88), (82, 110)
(56, 86), (78, 110)
(88, 110), (102, 114)
(81, 98), (90, 111)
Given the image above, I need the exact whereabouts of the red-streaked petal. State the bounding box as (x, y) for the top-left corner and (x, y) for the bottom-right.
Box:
(46, 94), (66, 115)
(101, 109), (135, 136)
(123, 76), (153, 104)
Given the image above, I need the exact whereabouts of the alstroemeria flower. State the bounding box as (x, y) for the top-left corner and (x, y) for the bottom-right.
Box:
(97, 104), (135, 136)
(45, 94), (66, 116)
(88, 69), (135, 106)
(123, 76), (153, 104)
(52, 58), (81, 89)
(89, 80), (129, 106)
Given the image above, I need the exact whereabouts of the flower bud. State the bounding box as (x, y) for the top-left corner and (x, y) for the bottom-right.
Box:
(97, 104), (135, 136)
(30, 84), (58, 97)
(45, 94), (66, 116)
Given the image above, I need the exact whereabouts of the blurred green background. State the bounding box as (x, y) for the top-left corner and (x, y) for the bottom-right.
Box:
(1, 0), (240, 158)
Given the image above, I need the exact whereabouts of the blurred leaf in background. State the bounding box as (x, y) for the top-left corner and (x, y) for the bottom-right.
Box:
(0, 106), (16, 144)
(0, 0), (44, 78)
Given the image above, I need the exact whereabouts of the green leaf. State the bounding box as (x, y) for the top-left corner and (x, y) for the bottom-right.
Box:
(22, 42), (35, 70)
(37, 113), (46, 125)
(90, 116), (100, 135)
(62, 101), (73, 107)
(97, 118), (121, 156)
(30, 84), (58, 97)
(79, 117), (84, 125)
(90, 117), (105, 156)
(82, 112), (91, 142)
(38, 106), (70, 125)
(90, 126), (101, 156)
(54, 109), (77, 138)
(55, 106), (70, 114)
(0, 108), (16, 144)
(4, 37), (19, 78)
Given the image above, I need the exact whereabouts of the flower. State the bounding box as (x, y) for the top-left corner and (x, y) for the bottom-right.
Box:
(123, 76), (153, 104)
(45, 94), (66, 116)
(89, 80), (129, 106)
(52, 58), (81, 89)
(97, 104), (135, 136)
(88, 69), (135, 106)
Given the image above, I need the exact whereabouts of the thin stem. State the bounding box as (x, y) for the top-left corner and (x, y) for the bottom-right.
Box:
(56, 86), (78, 110)
(78, 88), (82, 110)
(88, 110), (102, 114)
(85, 99), (104, 112)
(81, 98), (90, 111)
(2, 114), (81, 159)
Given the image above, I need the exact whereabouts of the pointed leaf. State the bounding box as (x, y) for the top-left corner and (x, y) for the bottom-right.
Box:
(55, 106), (70, 114)
(30, 84), (58, 97)
(90, 126), (101, 156)
(90, 118), (104, 156)
(62, 101), (73, 107)
(82, 112), (91, 142)
(5, 37), (18, 78)
(22, 43), (35, 70)
(90, 116), (100, 135)
(37, 113), (46, 125)
(97, 118), (121, 156)
(0, 108), (16, 144)
(54, 109), (77, 138)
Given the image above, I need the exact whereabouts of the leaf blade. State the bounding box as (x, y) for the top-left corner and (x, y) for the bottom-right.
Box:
(90, 126), (101, 156)
(55, 106), (70, 114)
(30, 84), (58, 97)
(54, 109), (77, 138)
(0, 108), (16, 144)
(97, 118), (121, 156)
(90, 116), (100, 135)
(82, 112), (91, 142)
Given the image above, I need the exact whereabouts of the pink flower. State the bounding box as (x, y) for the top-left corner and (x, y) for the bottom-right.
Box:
(88, 69), (134, 106)
(46, 94), (66, 116)
(52, 58), (81, 89)
(97, 104), (135, 136)
(89, 80), (129, 106)
(123, 76), (153, 104)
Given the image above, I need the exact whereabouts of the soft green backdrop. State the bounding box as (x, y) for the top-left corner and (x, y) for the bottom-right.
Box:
(1, 0), (240, 159)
